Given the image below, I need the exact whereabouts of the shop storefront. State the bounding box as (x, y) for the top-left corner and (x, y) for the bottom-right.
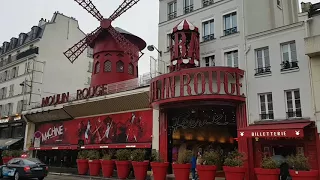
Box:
(0, 115), (25, 164)
(239, 120), (320, 176)
(28, 109), (152, 168)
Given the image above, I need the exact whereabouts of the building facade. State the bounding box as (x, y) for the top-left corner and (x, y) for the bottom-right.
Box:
(0, 12), (92, 151)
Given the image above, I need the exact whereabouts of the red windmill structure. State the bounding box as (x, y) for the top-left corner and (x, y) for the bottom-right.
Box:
(64, 0), (146, 87)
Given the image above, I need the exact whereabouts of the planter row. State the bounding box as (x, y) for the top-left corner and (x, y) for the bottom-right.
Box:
(76, 160), (320, 180)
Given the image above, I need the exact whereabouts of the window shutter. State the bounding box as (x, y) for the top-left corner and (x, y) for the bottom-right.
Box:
(3, 87), (7, 98)
(264, 49), (270, 67)
(15, 66), (19, 77)
(8, 103), (13, 115)
(290, 42), (297, 62)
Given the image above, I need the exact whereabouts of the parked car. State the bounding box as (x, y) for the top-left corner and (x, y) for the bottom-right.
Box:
(0, 157), (48, 180)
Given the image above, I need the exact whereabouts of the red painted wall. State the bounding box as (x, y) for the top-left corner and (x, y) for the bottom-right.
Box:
(35, 110), (152, 146)
(90, 35), (138, 87)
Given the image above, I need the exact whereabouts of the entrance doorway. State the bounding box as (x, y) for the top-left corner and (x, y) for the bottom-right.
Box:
(166, 105), (238, 173)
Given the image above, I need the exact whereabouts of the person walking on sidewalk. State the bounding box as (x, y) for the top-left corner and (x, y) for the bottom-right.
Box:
(191, 151), (197, 180)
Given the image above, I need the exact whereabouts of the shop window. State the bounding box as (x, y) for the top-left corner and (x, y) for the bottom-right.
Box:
(128, 63), (134, 75)
(259, 93), (274, 120)
(116, 60), (124, 72)
(0, 127), (10, 138)
(94, 62), (100, 74)
(104, 60), (111, 72)
(285, 89), (302, 118)
(12, 125), (23, 138)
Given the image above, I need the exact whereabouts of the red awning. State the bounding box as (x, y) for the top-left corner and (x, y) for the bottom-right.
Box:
(238, 122), (311, 138)
(29, 143), (151, 150)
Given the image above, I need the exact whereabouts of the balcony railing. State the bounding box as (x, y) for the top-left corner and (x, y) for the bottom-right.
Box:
(184, 5), (194, 14)
(281, 61), (299, 71)
(223, 27), (238, 36)
(0, 47), (39, 68)
(168, 12), (177, 20)
(286, 110), (302, 118)
(203, 0), (214, 7)
(202, 34), (215, 42)
(254, 66), (271, 76)
(260, 113), (274, 120)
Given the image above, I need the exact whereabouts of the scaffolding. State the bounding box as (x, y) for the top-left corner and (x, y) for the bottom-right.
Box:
(150, 56), (167, 78)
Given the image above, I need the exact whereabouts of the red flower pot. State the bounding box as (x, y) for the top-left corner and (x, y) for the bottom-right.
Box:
(2, 157), (12, 164)
(132, 161), (149, 180)
(289, 170), (319, 180)
(254, 168), (280, 180)
(88, 159), (101, 176)
(172, 163), (191, 180)
(76, 159), (89, 175)
(100, 159), (114, 178)
(151, 162), (169, 180)
(197, 165), (217, 180)
(115, 160), (131, 179)
(223, 166), (246, 180)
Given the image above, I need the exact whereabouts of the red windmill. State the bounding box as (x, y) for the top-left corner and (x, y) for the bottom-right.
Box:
(64, 0), (146, 87)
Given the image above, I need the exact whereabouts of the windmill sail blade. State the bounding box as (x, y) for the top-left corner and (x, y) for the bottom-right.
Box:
(109, 0), (141, 21)
(64, 27), (102, 63)
(74, 0), (104, 21)
(107, 26), (142, 62)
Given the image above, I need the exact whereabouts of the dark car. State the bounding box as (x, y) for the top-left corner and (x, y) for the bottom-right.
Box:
(0, 158), (48, 180)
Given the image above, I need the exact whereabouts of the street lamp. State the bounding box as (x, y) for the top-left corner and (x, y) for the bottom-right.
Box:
(19, 81), (31, 87)
(147, 45), (162, 57)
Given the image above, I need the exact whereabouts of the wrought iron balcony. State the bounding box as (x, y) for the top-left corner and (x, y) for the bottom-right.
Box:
(281, 61), (299, 71)
(202, 34), (215, 42)
(203, 0), (214, 7)
(223, 27), (238, 36)
(260, 113), (274, 120)
(168, 12), (177, 20)
(286, 110), (302, 118)
(184, 5), (194, 14)
(16, 47), (39, 60)
(254, 66), (271, 76)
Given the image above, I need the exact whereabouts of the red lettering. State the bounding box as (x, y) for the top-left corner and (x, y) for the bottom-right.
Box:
(82, 88), (89, 99)
(164, 76), (175, 98)
(161, 78), (165, 99)
(223, 71), (236, 95)
(180, 73), (191, 96)
(76, 89), (83, 100)
(48, 96), (54, 106)
(235, 72), (243, 96)
(193, 72), (205, 95)
(208, 70), (221, 94)
(62, 92), (69, 103)
(54, 94), (61, 105)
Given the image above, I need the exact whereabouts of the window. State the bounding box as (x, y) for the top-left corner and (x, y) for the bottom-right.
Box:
(204, 55), (215, 67)
(104, 60), (112, 72)
(87, 77), (91, 85)
(277, 0), (281, 7)
(17, 100), (25, 113)
(11, 67), (17, 78)
(7, 103), (13, 115)
(128, 63), (134, 75)
(285, 89), (302, 118)
(225, 50), (238, 67)
(255, 48), (271, 75)
(87, 48), (93, 58)
(202, 19), (214, 42)
(9, 84), (14, 97)
(223, 12), (237, 36)
(167, 34), (172, 52)
(184, 0), (194, 14)
(168, 1), (177, 20)
(116, 60), (124, 72)
(88, 61), (93, 73)
(94, 62), (100, 74)
(203, 0), (214, 7)
(4, 70), (7, 81)
(281, 41), (298, 71)
(0, 127), (10, 138)
(12, 125), (24, 138)
(0, 87), (7, 99)
(259, 93), (274, 120)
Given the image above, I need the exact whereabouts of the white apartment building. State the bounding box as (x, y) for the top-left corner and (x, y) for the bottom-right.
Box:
(157, 0), (307, 125)
(0, 12), (93, 118)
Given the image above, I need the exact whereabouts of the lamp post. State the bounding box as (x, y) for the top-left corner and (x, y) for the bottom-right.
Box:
(147, 45), (162, 57)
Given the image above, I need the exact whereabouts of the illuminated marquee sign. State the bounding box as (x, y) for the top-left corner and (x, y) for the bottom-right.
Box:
(239, 129), (303, 138)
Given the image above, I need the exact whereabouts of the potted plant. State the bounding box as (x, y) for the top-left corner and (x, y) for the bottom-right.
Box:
(2, 150), (12, 164)
(76, 150), (89, 175)
(254, 156), (280, 180)
(100, 150), (114, 178)
(87, 150), (101, 176)
(196, 150), (221, 180)
(11, 150), (22, 158)
(287, 153), (318, 180)
(115, 149), (131, 179)
(131, 149), (149, 180)
(223, 150), (246, 180)
(172, 149), (192, 180)
(150, 149), (169, 180)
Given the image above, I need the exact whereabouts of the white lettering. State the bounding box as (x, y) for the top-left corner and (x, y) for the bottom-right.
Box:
(250, 131), (287, 137)
(41, 125), (64, 142)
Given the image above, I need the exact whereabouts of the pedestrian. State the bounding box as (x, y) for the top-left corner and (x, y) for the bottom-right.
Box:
(191, 151), (197, 180)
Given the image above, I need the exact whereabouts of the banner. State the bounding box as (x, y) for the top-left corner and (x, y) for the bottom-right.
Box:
(35, 110), (152, 146)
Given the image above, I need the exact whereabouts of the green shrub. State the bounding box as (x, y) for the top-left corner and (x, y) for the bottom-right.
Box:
(223, 150), (244, 167)
(131, 149), (146, 162)
(261, 157), (278, 169)
(203, 151), (220, 166)
(287, 154), (310, 171)
(115, 149), (131, 161)
(2, 150), (12, 157)
(77, 150), (88, 159)
(151, 149), (164, 162)
(87, 150), (100, 160)
(177, 149), (192, 164)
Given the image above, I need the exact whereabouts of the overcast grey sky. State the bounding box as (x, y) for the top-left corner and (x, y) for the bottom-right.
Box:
(0, 0), (318, 75)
